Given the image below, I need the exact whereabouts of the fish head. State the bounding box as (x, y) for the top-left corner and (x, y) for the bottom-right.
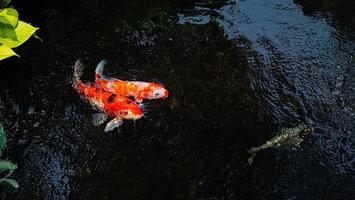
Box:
(119, 99), (144, 120)
(299, 124), (313, 139)
(147, 83), (169, 99)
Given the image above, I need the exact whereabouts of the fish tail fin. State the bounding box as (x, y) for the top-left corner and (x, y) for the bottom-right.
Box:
(73, 59), (84, 89)
(95, 59), (107, 80)
(247, 148), (258, 165)
(247, 154), (255, 165)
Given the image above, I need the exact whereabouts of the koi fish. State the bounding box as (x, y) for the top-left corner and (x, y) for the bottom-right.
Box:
(248, 124), (313, 165)
(73, 60), (143, 132)
(95, 60), (169, 103)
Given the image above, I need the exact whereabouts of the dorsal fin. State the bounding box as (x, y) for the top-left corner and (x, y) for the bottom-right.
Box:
(95, 59), (108, 80)
(73, 59), (85, 90)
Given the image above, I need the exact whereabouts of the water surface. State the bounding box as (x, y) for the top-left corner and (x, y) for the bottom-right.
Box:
(0, 0), (354, 199)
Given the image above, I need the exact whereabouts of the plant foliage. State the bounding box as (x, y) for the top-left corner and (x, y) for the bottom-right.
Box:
(0, 124), (6, 152)
(0, 0), (11, 8)
(0, 7), (38, 60)
(0, 124), (18, 189)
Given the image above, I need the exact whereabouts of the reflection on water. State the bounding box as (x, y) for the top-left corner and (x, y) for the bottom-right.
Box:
(0, 0), (354, 199)
(179, 0), (355, 174)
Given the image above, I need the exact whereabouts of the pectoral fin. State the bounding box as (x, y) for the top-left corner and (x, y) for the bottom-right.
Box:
(92, 113), (108, 126)
(134, 96), (143, 104)
(104, 118), (123, 132)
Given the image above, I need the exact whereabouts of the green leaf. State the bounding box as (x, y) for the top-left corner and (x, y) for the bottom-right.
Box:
(0, 44), (18, 60)
(0, 8), (19, 28)
(0, 21), (18, 42)
(0, 20), (38, 48)
(0, 0), (12, 8)
(0, 124), (6, 152)
(1, 179), (18, 188)
(0, 161), (17, 173)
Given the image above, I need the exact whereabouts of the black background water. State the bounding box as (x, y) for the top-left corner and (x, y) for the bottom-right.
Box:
(0, 0), (354, 199)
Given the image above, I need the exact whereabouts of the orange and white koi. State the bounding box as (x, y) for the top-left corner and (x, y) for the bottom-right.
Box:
(95, 60), (169, 103)
(73, 60), (143, 132)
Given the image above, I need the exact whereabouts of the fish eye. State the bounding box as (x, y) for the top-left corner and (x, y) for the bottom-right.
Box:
(124, 111), (129, 115)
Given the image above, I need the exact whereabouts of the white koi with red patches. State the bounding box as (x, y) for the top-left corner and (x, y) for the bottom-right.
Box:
(94, 60), (169, 103)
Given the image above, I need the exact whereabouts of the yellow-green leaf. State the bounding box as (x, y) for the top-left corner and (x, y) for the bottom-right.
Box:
(0, 8), (18, 28)
(1, 21), (38, 48)
(0, 44), (18, 60)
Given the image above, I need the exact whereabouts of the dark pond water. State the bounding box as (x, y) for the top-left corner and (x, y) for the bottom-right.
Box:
(0, 0), (354, 199)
